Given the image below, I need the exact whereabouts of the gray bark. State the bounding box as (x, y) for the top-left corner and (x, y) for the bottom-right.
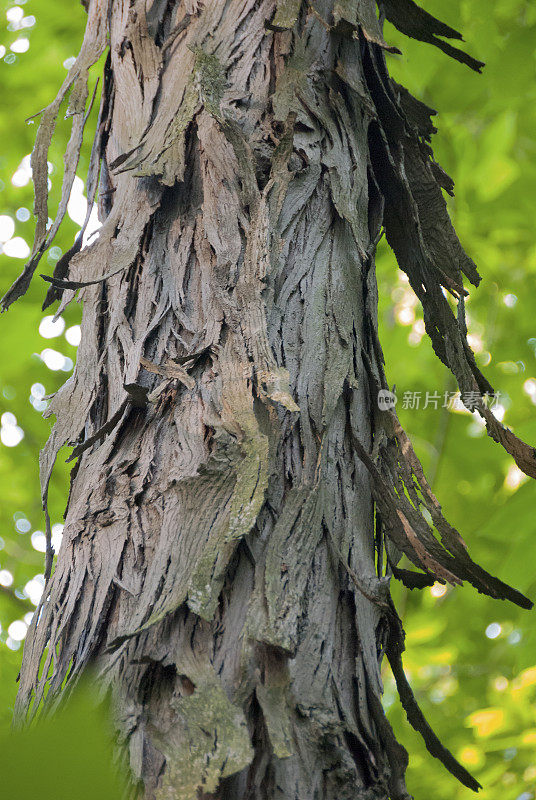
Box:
(7, 2), (533, 799)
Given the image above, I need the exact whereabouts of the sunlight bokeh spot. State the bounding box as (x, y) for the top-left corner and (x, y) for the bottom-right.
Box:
(23, 574), (45, 606)
(11, 154), (31, 187)
(408, 318), (425, 347)
(10, 37), (29, 53)
(523, 378), (536, 404)
(468, 708), (505, 738)
(2, 236), (30, 258)
(7, 620), (27, 641)
(30, 382), (45, 400)
(51, 523), (64, 552)
(39, 315), (65, 339)
(15, 517), (30, 534)
(65, 324), (81, 347)
(0, 570), (14, 587)
(30, 397), (48, 411)
(15, 206), (30, 221)
(40, 348), (69, 371)
(0, 215), (15, 242)
(491, 403), (506, 422)
(30, 530), (46, 553)
(515, 667), (536, 691)
(30, 526), (63, 555)
(505, 464), (528, 491)
(396, 306), (415, 326)
(0, 412), (24, 447)
(1, 426), (24, 447)
(459, 747), (483, 767)
(6, 6), (24, 23)
(499, 360), (520, 374)
(67, 175), (101, 245)
(485, 622), (502, 639)
(467, 333), (484, 353)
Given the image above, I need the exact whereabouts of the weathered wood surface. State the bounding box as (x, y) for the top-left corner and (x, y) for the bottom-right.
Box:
(8, 2), (533, 798)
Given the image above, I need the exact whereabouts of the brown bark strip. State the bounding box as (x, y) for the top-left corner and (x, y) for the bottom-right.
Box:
(382, 0), (485, 72)
(41, 263), (128, 290)
(1, 0), (109, 310)
(362, 39), (536, 479)
(337, 546), (481, 791)
(384, 622), (482, 792)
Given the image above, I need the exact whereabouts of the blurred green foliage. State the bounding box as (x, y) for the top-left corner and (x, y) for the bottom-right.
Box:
(0, 0), (121, 794)
(0, 0), (90, 709)
(379, 2), (536, 798)
(0, 684), (126, 798)
(0, 0), (534, 798)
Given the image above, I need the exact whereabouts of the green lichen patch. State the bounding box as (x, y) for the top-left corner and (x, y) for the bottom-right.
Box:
(191, 45), (226, 119)
(268, 0), (303, 32)
(187, 407), (269, 620)
(156, 668), (254, 800)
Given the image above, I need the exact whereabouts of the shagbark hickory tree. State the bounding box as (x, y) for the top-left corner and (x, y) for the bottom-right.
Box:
(4, 1), (535, 798)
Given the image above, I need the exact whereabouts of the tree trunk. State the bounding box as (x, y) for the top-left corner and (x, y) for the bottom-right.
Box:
(9, 2), (534, 799)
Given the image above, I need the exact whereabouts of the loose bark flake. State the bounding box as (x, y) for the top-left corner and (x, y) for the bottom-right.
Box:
(7, 2), (533, 799)
(382, 0), (485, 72)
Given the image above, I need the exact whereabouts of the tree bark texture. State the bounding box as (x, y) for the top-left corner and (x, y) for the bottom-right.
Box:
(7, 2), (534, 799)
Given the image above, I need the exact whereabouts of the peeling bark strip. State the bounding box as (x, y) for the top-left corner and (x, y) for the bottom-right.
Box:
(8, 1), (533, 798)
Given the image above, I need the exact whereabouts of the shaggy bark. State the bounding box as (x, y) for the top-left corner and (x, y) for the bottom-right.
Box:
(6, 2), (534, 799)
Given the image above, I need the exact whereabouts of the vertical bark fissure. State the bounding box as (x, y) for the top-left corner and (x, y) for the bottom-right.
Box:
(7, 2), (533, 799)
